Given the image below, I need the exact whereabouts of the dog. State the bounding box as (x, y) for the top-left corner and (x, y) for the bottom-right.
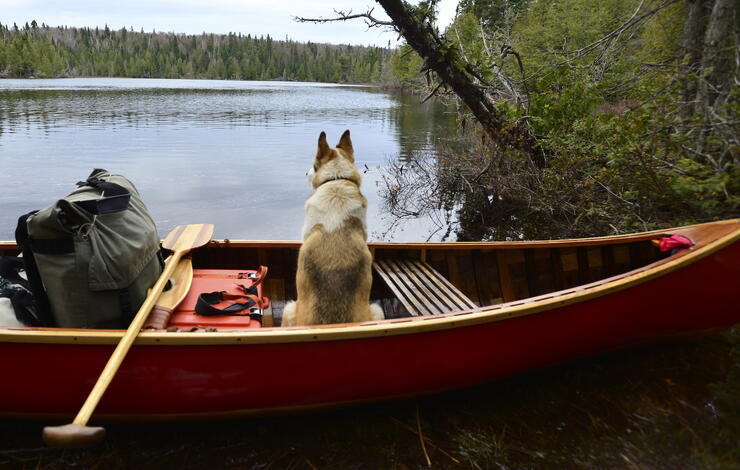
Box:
(281, 130), (384, 326)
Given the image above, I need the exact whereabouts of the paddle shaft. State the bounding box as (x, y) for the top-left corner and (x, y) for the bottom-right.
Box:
(61, 224), (214, 430)
(39, 224), (212, 448)
(71, 250), (186, 425)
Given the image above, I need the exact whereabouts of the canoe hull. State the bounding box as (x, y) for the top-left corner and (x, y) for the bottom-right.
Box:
(2, 238), (737, 420)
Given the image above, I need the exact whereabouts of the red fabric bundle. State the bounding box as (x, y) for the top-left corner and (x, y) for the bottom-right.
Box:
(657, 234), (693, 252)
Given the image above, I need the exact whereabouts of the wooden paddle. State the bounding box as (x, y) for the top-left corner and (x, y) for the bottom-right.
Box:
(42, 224), (214, 448)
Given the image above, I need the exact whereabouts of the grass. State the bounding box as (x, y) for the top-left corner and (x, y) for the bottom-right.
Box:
(1, 327), (738, 469)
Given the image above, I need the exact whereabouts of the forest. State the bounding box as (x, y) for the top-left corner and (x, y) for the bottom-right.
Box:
(380, 0), (738, 240)
(0, 21), (393, 83)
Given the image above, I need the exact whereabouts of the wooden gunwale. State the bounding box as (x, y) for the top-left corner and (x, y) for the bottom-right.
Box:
(0, 219), (737, 346)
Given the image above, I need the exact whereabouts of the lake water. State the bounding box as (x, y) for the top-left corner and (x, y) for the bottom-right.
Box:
(0, 78), (452, 241)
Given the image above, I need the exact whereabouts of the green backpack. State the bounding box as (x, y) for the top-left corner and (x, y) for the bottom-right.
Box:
(16, 169), (163, 328)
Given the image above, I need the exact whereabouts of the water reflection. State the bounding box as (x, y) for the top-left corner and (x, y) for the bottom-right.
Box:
(387, 90), (453, 164)
(0, 78), (454, 241)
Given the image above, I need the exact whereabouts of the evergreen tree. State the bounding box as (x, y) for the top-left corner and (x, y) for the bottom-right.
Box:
(0, 21), (394, 84)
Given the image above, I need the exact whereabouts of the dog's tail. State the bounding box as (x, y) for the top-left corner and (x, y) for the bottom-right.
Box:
(281, 301), (296, 327)
(282, 301), (383, 326)
(370, 303), (384, 321)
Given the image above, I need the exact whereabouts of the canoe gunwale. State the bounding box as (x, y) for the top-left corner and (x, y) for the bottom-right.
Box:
(0, 219), (738, 346)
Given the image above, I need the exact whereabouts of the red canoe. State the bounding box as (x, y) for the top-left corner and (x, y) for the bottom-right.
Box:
(0, 219), (738, 421)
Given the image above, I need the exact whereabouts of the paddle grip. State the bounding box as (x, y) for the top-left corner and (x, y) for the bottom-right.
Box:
(143, 305), (173, 330)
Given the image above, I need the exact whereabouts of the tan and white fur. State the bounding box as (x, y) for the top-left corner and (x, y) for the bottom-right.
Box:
(282, 130), (383, 326)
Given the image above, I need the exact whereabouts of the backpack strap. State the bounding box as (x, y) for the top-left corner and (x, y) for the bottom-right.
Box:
(0, 257), (45, 327)
(9, 289), (42, 326)
(195, 284), (269, 320)
(74, 174), (131, 215)
(0, 257), (29, 290)
(15, 211), (56, 327)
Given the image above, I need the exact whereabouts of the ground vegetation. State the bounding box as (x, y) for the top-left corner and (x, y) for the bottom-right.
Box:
(372, 0), (739, 240)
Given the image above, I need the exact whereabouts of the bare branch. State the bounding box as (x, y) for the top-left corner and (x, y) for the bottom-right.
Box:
(294, 8), (395, 29)
(421, 81), (444, 103)
(500, 44), (530, 111)
(527, 0), (680, 80)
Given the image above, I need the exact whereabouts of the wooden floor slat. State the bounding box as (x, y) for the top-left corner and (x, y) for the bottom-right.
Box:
(417, 260), (478, 310)
(374, 259), (477, 316)
(400, 260), (461, 311)
(389, 259), (450, 313)
(263, 278), (284, 326)
(374, 260), (427, 316)
(381, 260), (436, 316)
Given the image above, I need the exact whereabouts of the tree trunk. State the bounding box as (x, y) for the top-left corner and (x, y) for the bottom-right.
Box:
(696, 0), (736, 110)
(680, 0), (709, 113)
(375, 0), (539, 157)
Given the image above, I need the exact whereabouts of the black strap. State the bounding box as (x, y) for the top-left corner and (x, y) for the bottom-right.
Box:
(195, 285), (263, 320)
(0, 257), (30, 290)
(317, 176), (357, 188)
(9, 289), (43, 327)
(28, 237), (74, 255)
(15, 211), (56, 327)
(0, 257), (43, 326)
(118, 289), (133, 326)
(74, 176), (131, 215)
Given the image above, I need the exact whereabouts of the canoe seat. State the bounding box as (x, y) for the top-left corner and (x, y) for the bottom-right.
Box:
(373, 259), (477, 316)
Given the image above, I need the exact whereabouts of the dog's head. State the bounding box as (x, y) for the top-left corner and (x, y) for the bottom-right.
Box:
(308, 130), (361, 189)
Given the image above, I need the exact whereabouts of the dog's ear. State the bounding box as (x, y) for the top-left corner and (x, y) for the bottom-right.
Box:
(317, 131), (331, 161)
(336, 129), (353, 154)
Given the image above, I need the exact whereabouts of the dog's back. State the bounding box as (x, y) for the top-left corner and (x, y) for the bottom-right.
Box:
(282, 130), (383, 326)
(298, 216), (372, 324)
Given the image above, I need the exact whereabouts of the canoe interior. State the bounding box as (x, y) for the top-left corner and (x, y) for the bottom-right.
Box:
(181, 239), (666, 325)
(0, 231), (684, 328)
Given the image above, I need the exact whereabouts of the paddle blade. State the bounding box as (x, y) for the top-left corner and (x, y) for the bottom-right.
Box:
(155, 256), (194, 310)
(162, 224), (214, 252)
(143, 257), (194, 330)
(42, 423), (106, 448)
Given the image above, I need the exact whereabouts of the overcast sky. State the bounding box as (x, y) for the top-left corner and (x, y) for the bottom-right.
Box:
(0, 0), (458, 46)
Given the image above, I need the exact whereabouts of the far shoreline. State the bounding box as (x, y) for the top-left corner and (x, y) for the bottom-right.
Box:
(0, 75), (397, 89)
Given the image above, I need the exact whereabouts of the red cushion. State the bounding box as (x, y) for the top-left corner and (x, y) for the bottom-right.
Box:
(168, 269), (263, 329)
